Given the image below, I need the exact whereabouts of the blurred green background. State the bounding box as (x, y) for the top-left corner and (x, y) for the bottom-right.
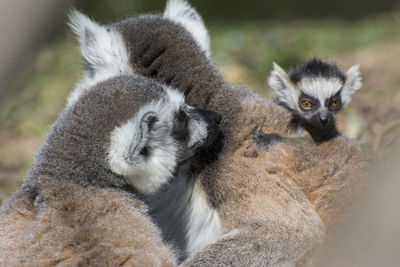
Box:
(0, 0), (399, 203)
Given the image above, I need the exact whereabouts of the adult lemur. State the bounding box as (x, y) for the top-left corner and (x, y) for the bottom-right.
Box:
(0, 41), (222, 266)
(62, 1), (369, 265)
(255, 59), (361, 147)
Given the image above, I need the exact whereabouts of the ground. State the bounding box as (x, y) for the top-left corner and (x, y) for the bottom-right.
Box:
(0, 12), (399, 203)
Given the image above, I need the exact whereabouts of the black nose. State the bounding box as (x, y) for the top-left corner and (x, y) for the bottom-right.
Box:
(319, 116), (329, 127)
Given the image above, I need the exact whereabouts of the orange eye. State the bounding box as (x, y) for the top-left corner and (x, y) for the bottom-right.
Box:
(330, 100), (340, 108)
(301, 100), (312, 109)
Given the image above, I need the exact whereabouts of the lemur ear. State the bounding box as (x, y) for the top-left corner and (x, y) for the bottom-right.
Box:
(268, 63), (298, 109)
(164, 0), (211, 57)
(128, 112), (159, 160)
(341, 64), (362, 107)
(268, 63), (290, 90)
(68, 9), (130, 77)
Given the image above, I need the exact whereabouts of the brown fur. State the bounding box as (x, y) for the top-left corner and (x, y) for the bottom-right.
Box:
(182, 87), (369, 266)
(0, 177), (176, 266)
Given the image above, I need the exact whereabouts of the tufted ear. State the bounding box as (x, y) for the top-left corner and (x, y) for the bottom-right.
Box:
(268, 62), (298, 110)
(164, 0), (210, 57)
(68, 9), (130, 78)
(341, 64), (362, 107)
(128, 112), (159, 162)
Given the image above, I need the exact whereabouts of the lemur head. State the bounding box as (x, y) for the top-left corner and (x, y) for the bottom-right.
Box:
(268, 58), (362, 130)
(67, 0), (210, 107)
(108, 86), (221, 194)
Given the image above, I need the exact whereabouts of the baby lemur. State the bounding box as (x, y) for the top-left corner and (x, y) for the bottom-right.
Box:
(257, 58), (362, 147)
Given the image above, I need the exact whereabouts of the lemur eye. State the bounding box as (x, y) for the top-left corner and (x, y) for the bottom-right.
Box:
(300, 100), (312, 109)
(330, 99), (341, 109)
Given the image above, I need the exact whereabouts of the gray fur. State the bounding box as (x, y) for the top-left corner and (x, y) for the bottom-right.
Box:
(68, 7), (225, 109)
(144, 131), (223, 262)
(144, 160), (196, 262)
(28, 75), (163, 189)
(0, 74), (182, 265)
(114, 15), (225, 108)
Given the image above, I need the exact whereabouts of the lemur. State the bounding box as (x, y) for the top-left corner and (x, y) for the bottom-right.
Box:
(7, 1), (367, 265)
(61, 1), (369, 265)
(0, 28), (223, 265)
(254, 58), (362, 149)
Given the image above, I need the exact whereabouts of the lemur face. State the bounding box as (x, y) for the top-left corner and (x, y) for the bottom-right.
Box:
(172, 105), (222, 162)
(145, 87), (221, 165)
(108, 86), (221, 194)
(268, 59), (362, 129)
(296, 78), (343, 129)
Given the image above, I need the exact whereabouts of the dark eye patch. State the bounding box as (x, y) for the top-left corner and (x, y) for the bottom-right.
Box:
(172, 110), (189, 140)
(326, 90), (342, 111)
(299, 93), (319, 111)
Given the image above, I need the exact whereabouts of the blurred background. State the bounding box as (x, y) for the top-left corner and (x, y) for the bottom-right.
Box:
(0, 0), (399, 205)
(0, 0), (399, 265)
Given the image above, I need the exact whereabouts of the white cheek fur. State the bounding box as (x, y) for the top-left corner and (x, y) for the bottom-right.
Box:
(107, 89), (187, 194)
(108, 117), (178, 194)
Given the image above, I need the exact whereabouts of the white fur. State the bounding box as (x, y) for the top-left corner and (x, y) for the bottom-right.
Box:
(164, 85), (208, 150)
(164, 85), (208, 155)
(186, 181), (222, 257)
(187, 107), (209, 149)
(164, 85), (186, 110)
(67, 10), (132, 107)
(342, 64), (362, 107)
(268, 62), (299, 110)
(164, 0), (211, 57)
(299, 78), (342, 105)
(108, 91), (186, 194)
(279, 78), (342, 120)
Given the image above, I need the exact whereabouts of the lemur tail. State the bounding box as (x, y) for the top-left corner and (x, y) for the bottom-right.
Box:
(164, 0), (211, 57)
